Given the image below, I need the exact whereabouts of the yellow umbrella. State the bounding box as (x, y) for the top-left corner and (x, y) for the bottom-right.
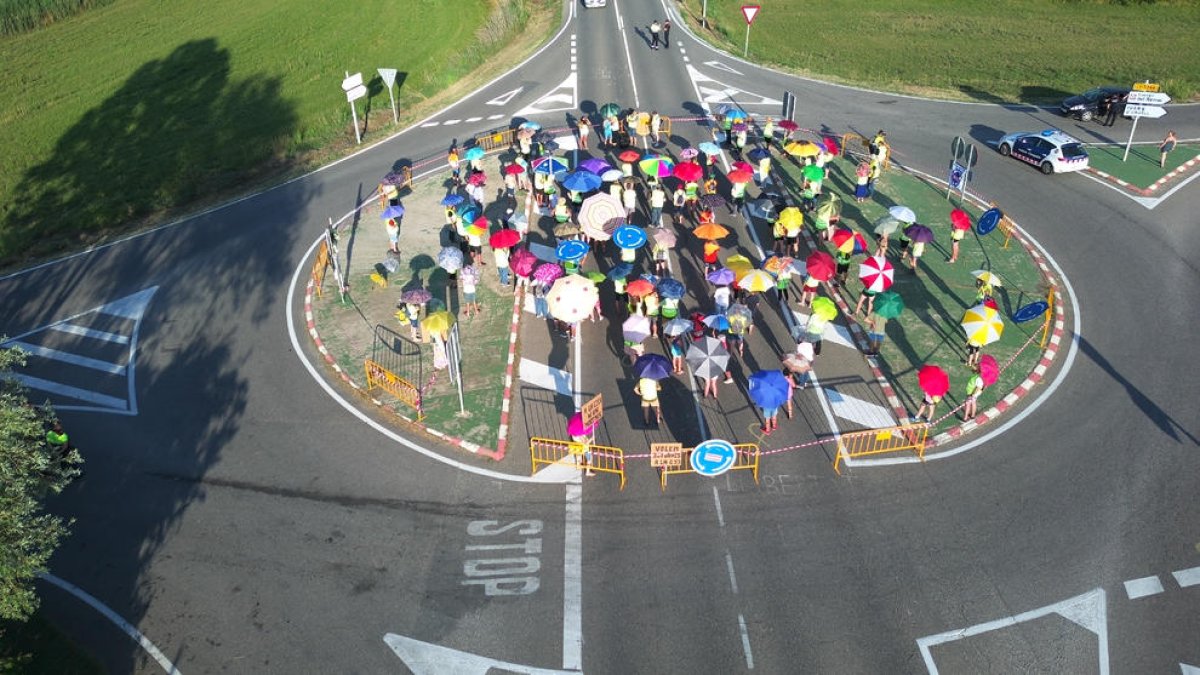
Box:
(422, 310), (455, 335)
(777, 207), (804, 229)
(724, 254), (753, 280)
(738, 269), (775, 293)
(785, 140), (820, 158)
(693, 223), (731, 241)
(972, 270), (1003, 287)
(960, 304), (1004, 346)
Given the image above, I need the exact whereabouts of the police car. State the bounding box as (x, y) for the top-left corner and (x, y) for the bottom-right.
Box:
(996, 130), (1089, 175)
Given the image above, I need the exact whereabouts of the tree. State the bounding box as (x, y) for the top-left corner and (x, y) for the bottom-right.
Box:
(0, 344), (80, 622)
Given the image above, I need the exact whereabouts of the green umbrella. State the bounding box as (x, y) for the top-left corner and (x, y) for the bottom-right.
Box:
(811, 296), (838, 321)
(586, 271), (606, 283)
(873, 291), (904, 319)
(599, 103), (621, 117)
(802, 164), (825, 182)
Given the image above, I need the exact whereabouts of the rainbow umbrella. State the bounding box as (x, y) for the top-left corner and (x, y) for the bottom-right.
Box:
(548, 275), (599, 323)
(805, 251), (836, 281)
(978, 354), (1000, 386)
(918, 365), (950, 398)
(639, 156), (675, 178)
(810, 296), (838, 321)
(858, 256), (894, 292)
(961, 303), (1004, 346)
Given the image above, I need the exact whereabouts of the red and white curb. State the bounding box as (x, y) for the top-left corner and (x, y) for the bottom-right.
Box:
(303, 278), (505, 461)
(1086, 152), (1200, 196)
(494, 285), (526, 461)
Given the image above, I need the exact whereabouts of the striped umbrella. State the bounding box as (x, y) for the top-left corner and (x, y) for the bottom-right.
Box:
(858, 256), (894, 293)
(961, 304), (1004, 346)
(578, 193), (625, 239)
(738, 269), (776, 293)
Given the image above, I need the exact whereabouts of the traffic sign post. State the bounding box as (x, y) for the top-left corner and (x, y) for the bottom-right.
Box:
(1122, 82), (1170, 162)
(342, 71), (367, 145)
(741, 5), (760, 58)
(378, 67), (399, 124)
(947, 136), (977, 201)
(689, 439), (737, 477)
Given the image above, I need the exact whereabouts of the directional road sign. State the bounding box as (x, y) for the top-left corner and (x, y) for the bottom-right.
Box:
(1123, 104), (1166, 119)
(690, 439), (737, 477)
(1126, 91), (1170, 105)
(1132, 81), (1160, 92)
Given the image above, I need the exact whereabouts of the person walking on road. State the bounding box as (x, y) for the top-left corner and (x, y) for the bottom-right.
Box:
(649, 20), (662, 50)
(577, 115), (591, 150)
(1159, 130), (1177, 168)
(635, 376), (663, 425)
(662, 19), (671, 48)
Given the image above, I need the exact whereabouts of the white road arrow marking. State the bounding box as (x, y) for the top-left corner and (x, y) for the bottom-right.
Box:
(704, 60), (743, 76)
(687, 64), (781, 106)
(824, 388), (895, 428)
(1180, 664), (1200, 675)
(383, 634), (577, 675)
(515, 73), (578, 116)
(486, 86), (524, 106)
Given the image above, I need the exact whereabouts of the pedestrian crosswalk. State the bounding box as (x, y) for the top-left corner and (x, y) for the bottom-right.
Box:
(2, 286), (157, 415)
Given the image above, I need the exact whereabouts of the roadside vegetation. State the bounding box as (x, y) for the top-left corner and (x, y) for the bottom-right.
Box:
(677, 0), (1199, 104)
(0, 0), (113, 36)
(0, 0), (558, 267)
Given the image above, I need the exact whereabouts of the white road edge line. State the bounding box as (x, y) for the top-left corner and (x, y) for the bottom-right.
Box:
(563, 481), (583, 671)
(38, 572), (182, 675)
(613, 0), (640, 108)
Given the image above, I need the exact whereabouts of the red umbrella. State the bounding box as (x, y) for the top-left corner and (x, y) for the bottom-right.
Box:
(822, 136), (840, 154)
(778, 120), (799, 132)
(626, 278), (655, 297)
(618, 149), (641, 163)
(804, 251), (836, 281)
(918, 365), (950, 398)
(672, 162), (703, 183)
(858, 255), (894, 292)
(730, 160), (754, 174)
(467, 172), (487, 186)
(511, 249), (537, 277)
(982, 297), (998, 311)
(727, 169), (753, 183)
(503, 163), (526, 175)
(978, 354), (999, 386)
(950, 208), (971, 230)
(489, 229), (521, 249)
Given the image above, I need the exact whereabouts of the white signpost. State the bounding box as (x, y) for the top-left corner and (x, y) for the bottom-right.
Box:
(378, 68), (399, 124)
(342, 71), (368, 145)
(1121, 84), (1171, 162)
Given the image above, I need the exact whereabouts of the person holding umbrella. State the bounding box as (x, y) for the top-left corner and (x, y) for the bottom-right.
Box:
(633, 367), (665, 426)
(567, 413), (597, 477)
(915, 364), (949, 422)
(948, 208), (971, 263)
(761, 116), (775, 149)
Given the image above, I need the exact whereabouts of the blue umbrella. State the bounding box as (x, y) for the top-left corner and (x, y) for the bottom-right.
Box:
(703, 314), (730, 331)
(698, 142), (722, 156)
(613, 225), (647, 250)
(633, 353), (672, 381)
(640, 272), (660, 286)
(723, 108), (749, 121)
(440, 194), (464, 207)
(456, 205), (479, 222)
(607, 262), (634, 279)
(561, 170), (603, 192)
(556, 239), (590, 262)
(532, 156), (570, 175)
(464, 146), (485, 161)
(657, 278), (685, 299)
(382, 205), (405, 219)
(579, 157), (612, 175)
(748, 370), (790, 409)
(747, 148), (771, 161)
(706, 267), (735, 286)
(519, 121), (541, 130)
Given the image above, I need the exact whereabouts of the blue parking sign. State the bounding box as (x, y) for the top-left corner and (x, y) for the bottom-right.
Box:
(690, 439), (737, 477)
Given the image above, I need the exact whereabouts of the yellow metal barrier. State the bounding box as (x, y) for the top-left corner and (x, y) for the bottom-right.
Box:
(529, 437), (626, 489)
(311, 239), (330, 298)
(659, 443), (760, 490)
(364, 359), (424, 420)
(1040, 285), (1056, 349)
(474, 129), (516, 152)
(833, 424), (927, 475)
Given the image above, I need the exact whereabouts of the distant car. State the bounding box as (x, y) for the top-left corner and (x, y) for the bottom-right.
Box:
(583, 0), (606, 7)
(1060, 86), (1130, 121)
(996, 130), (1089, 175)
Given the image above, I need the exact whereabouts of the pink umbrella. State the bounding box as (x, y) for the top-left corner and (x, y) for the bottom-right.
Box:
(467, 172), (487, 186)
(950, 208), (972, 231)
(918, 365), (950, 398)
(805, 251), (836, 281)
(567, 412), (597, 438)
(778, 120), (799, 132)
(533, 262), (564, 284)
(858, 256), (894, 293)
(680, 147), (700, 160)
(730, 160), (754, 174)
(672, 162), (703, 183)
(822, 136), (840, 154)
(978, 354), (999, 386)
(511, 249), (537, 277)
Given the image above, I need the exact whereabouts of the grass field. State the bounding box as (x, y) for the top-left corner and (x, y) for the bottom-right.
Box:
(677, 0), (1200, 104)
(1086, 142), (1200, 188)
(0, 0), (557, 266)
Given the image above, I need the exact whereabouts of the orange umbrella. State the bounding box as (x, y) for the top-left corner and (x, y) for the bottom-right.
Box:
(693, 223), (730, 240)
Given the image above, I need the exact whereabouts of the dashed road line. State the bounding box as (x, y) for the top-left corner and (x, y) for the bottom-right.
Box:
(1123, 575), (1164, 599)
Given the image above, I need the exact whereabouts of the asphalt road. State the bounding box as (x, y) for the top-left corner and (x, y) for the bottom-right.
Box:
(3, 0), (1198, 672)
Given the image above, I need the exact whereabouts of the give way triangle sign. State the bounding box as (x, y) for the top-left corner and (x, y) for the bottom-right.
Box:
(741, 4), (760, 25)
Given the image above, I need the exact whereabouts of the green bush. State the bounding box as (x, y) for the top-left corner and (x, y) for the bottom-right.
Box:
(0, 0), (114, 36)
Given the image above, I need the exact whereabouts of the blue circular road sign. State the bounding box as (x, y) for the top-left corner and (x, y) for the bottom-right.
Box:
(690, 439), (737, 477)
(1012, 301), (1049, 324)
(977, 208), (1002, 236)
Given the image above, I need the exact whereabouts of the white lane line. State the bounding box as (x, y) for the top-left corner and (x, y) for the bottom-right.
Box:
(1172, 565), (1200, 588)
(562, 482), (583, 671)
(1123, 576), (1164, 599)
(39, 572), (182, 674)
(487, 114), (505, 120)
(612, 0), (640, 108)
(573, 326), (583, 410)
(420, 122), (440, 128)
(519, 357), (574, 397)
(725, 551), (739, 594)
(737, 613), (755, 670)
(51, 323), (130, 344)
(10, 373), (127, 409)
(443, 119), (461, 125)
(711, 485), (725, 527)
(6, 341), (126, 374)
(465, 116), (482, 122)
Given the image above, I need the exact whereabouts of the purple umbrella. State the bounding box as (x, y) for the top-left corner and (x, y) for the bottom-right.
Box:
(707, 267), (735, 286)
(633, 354), (672, 381)
(400, 288), (432, 304)
(579, 157), (612, 175)
(511, 249), (537, 277)
(533, 262), (564, 284)
(904, 223), (935, 243)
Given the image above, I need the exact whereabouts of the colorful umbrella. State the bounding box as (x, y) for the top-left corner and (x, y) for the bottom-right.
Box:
(437, 246), (464, 272)
(680, 147), (700, 160)
(831, 228), (860, 253)
(652, 229), (677, 247)
(698, 142), (722, 156)
(802, 164), (825, 182)
(465, 219), (488, 237)
(622, 315), (652, 343)
(762, 255), (794, 275)
(785, 140), (820, 157)
(706, 267), (735, 286)
(961, 303), (1004, 346)
(693, 223), (731, 241)
(579, 157), (611, 175)
(951, 208), (972, 230)
(889, 205), (917, 224)
(672, 162), (703, 183)
(456, 203), (479, 220)
(721, 107), (748, 121)
(533, 262), (564, 284)
(561, 170), (602, 192)
(613, 225), (647, 250)
(858, 256), (894, 292)
(904, 223), (935, 243)
(739, 269), (776, 293)
(639, 156), (675, 178)
(556, 239), (589, 262)
(724, 254), (753, 279)
(686, 336), (730, 379)
(532, 156), (570, 175)
(567, 412), (597, 438)
(810, 296), (838, 321)
(600, 169), (624, 182)
(489, 229), (521, 249)
(400, 288), (432, 304)
(918, 365), (950, 398)
(548, 275), (599, 323)
(463, 147), (485, 161)
(978, 354), (1000, 386)
(873, 216), (901, 235)
(502, 163), (525, 175)
(703, 314), (730, 332)
(607, 262), (633, 279)
(634, 353), (673, 381)
(778, 207), (804, 230)
(973, 270), (1003, 287)
(421, 310), (454, 335)
(599, 102), (621, 117)
(618, 149), (642, 163)
(748, 370), (791, 409)
(578, 193), (625, 238)
(440, 194), (464, 207)
(778, 120), (799, 132)
(873, 291), (904, 319)
(727, 169), (753, 183)
(663, 317), (693, 337)
(805, 251), (836, 281)
(626, 278), (655, 297)
(382, 205), (405, 219)
(656, 278), (685, 299)
(511, 249), (537, 277)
